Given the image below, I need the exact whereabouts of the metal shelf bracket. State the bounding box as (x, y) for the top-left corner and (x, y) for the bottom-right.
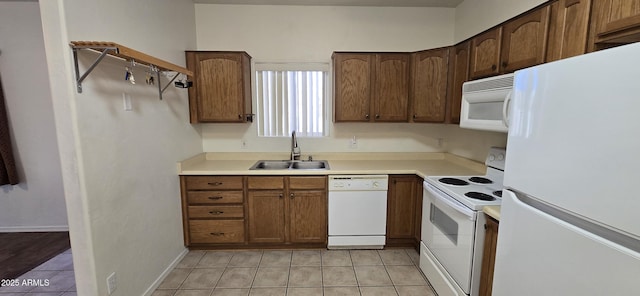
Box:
(72, 47), (116, 93)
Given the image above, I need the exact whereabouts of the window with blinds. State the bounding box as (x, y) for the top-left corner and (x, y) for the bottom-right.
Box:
(255, 63), (328, 137)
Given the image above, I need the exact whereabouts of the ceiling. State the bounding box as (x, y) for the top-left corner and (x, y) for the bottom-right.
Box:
(193, 0), (465, 8)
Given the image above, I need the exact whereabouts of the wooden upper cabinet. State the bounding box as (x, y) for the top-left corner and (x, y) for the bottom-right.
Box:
(589, 0), (640, 50)
(547, 0), (592, 62)
(333, 52), (410, 122)
(501, 6), (551, 73)
(469, 27), (502, 79)
(186, 51), (252, 123)
(411, 48), (449, 123)
(333, 53), (373, 122)
(448, 42), (470, 124)
(373, 53), (410, 122)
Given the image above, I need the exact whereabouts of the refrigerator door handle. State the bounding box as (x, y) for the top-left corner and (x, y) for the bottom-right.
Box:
(502, 90), (512, 128)
(511, 189), (640, 254)
(425, 183), (476, 220)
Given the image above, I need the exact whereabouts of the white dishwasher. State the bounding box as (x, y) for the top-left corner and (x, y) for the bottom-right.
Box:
(328, 175), (389, 249)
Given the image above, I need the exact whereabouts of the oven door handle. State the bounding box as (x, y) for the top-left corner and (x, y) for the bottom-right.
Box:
(425, 182), (476, 220)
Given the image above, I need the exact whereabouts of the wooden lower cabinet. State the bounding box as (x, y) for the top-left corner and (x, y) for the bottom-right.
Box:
(289, 190), (327, 243)
(386, 175), (423, 248)
(180, 175), (247, 247)
(181, 174), (430, 249)
(247, 190), (286, 243)
(479, 214), (499, 296)
(247, 176), (327, 246)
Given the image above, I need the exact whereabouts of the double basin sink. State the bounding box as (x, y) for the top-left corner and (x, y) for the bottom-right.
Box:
(249, 160), (330, 170)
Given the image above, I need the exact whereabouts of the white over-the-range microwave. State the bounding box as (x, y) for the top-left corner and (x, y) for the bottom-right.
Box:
(460, 73), (514, 133)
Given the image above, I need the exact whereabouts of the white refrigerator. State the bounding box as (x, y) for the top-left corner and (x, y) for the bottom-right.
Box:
(493, 43), (640, 295)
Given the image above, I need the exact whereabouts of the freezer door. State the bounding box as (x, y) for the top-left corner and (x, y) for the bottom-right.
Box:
(506, 42), (640, 237)
(493, 190), (640, 296)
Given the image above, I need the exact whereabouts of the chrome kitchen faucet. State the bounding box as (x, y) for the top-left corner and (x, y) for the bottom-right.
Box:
(291, 131), (301, 160)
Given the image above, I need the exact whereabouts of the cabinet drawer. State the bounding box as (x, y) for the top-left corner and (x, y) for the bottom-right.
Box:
(247, 176), (284, 189)
(289, 176), (327, 189)
(185, 176), (243, 190)
(188, 205), (244, 219)
(187, 191), (243, 204)
(189, 220), (245, 243)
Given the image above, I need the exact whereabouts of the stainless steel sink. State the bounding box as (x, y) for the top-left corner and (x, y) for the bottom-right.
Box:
(249, 160), (330, 170)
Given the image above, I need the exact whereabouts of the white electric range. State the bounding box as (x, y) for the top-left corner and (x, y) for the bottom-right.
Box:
(420, 147), (506, 296)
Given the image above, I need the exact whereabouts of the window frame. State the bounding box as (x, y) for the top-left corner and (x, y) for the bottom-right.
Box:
(253, 62), (331, 138)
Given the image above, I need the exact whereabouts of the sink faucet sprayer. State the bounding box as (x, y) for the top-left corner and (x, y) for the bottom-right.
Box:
(291, 131), (301, 161)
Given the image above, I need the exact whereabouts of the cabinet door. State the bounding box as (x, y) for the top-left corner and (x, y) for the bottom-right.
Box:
(333, 53), (373, 122)
(501, 6), (551, 73)
(387, 175), (418, 240)
(289, 190), (327, 243)
(447, 42), (470, 124)
(411, 48), (449, 123)
(413, 180), (423, 244)
(373, 53), (410, 122)
(248, 191), (285, 243)
(479, 216), (499, 296)
(547, 0), (591, 62)
(470, 27), (502, 79)
(186, 52), (251, 123)
(589, 0), (640, 49)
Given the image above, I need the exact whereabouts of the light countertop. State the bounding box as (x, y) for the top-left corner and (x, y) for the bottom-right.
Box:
(483, 205), (501, 221)
(178, 152), (486, 179)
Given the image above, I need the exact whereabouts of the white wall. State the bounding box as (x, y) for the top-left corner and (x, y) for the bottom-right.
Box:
(0, 2), (68, 232)
(195, 4), (506, 162)
(39, 0), (202, 295)
(454, 0), (547, 42)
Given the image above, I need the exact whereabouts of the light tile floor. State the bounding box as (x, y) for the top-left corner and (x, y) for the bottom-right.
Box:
(0, 249), (76, 296)
(153, 248), (436, 296)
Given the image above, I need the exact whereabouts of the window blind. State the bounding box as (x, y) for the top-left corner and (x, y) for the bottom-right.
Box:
(256, 69), (326, 137)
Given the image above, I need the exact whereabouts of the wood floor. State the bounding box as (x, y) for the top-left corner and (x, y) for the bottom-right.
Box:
(0, 232), (71, 279)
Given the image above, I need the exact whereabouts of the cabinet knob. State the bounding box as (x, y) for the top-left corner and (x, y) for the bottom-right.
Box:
(413, 114), (417, 120)
(209, 211), (224, 215)
(238, 114), (242, 119)
(279, 193), (283, 199)
(502, 61), (508, 68)
(290, 193), (295, 199)
(491, 64), (497, 71)
(375, 114), (380, 119)
(207, 182), (223, 186)
(365, 114), (370, 120)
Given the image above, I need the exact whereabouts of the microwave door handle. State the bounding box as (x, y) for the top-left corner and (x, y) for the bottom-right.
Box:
(502, 90), (513, 128)
(425, 183), (476, 220)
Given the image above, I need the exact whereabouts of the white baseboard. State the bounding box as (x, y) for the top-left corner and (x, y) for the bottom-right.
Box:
(0, 225), (70, 232)
(142, 248), (189, 296)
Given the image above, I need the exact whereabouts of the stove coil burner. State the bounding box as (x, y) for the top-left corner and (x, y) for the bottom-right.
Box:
(438, 178), (469, 186)
(493, 190), (503, 198)
(464, 191), (496, 201)
(469, 177), (493, 184)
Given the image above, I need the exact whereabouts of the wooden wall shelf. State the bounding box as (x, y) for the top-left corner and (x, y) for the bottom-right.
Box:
(70, 41), (193, 100)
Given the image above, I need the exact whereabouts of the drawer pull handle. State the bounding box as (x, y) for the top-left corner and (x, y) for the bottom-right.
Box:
(210, 232), (225, 236)
(208, 196), (223, 200)
(209, 211), (224, 215)
(207, 182), (223, 186)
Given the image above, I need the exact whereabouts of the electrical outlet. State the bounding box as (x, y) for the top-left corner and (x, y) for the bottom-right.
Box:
(349, 136), (358, 149)
(107, 272), (117, 295)
(241, 139), (248, 149)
